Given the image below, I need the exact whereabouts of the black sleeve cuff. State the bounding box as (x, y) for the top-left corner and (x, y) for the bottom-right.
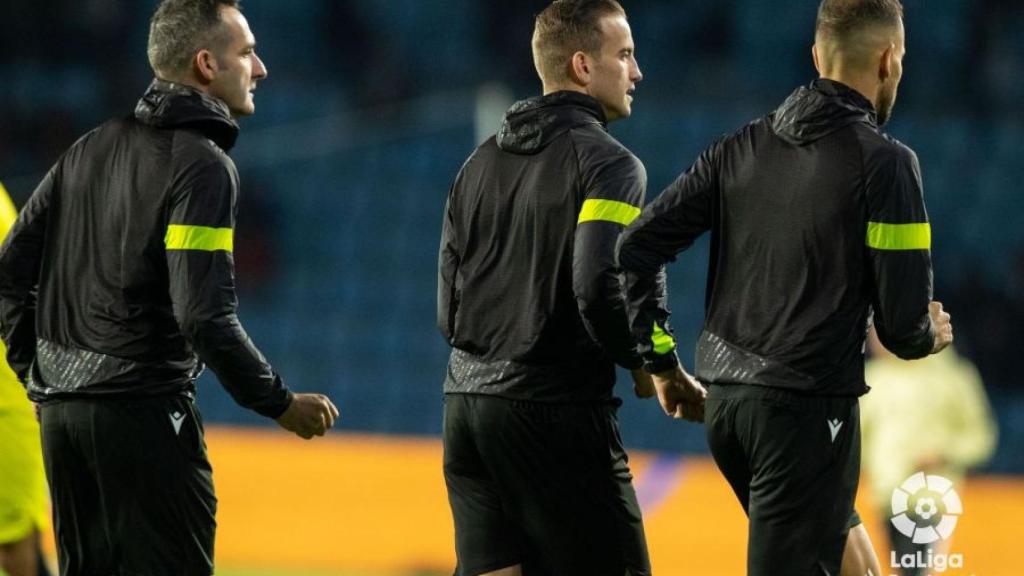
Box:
(643, 350), (681, 374)
(247, 377), (294, 419)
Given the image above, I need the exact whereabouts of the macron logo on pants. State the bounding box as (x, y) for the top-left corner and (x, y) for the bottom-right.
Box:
(828, 419), (843, 443)
(170, 411), (187, 435)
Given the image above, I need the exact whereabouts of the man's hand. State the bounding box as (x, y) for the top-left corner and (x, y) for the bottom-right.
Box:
(651, 365), (706, 422)
(929, 301), (953, 354)
(630, 369), (655, 398)
(276, 393), (339, 439)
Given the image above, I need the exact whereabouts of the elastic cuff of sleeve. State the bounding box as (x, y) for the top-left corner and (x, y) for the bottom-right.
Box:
(643, 350), (680, 374)
(255, 382), (294, 419)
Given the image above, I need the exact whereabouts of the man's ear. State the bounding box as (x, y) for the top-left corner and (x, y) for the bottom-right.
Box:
(812, 44), (821, 75)
(194, 49), (219, 84)
(878, 42), (895, 82)
(569, 51), (591, 86)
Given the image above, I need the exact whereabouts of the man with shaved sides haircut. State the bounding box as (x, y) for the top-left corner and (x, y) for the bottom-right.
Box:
(438, 1), (704, 574)
(0, 1), (339, 574)
(617, 0), (953, 574)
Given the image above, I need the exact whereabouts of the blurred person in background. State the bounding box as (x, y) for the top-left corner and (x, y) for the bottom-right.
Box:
(861, 328), (997, 576)
(0, 181), (50, 576)
(437, 1), (704, 574)
(618, 0), (953, 574)
(0, 1), (338, 575)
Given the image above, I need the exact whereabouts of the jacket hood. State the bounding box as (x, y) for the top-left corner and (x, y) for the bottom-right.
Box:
(496, 91), (606, 155)
(770, 79), (877, 146)
(134, 79), (240, 151)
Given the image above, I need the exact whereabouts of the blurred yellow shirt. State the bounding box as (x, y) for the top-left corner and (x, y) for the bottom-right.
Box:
(861, 347), (998, 502)
(0, 180), (50, 544)
(0, 181), (31, 414)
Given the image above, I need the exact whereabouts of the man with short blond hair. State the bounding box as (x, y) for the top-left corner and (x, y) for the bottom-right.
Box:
(531, 0), (623, 86)
(0, 1), (338, 574)
(438, 1), (704, 575)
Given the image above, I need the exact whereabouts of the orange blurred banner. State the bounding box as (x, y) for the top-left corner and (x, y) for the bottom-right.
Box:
(205, 427), (1022, 575)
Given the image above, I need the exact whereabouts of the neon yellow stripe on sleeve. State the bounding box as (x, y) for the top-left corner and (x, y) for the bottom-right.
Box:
(577, 199), (641, 226)
(652, 323), (675, 355)
(866, 222), (931, 250)
(164, 225), (234, 252)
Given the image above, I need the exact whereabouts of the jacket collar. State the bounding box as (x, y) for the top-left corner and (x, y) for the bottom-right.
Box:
(496, 91), (607, 155)
(134, 79), (240, 151)
(813, 78), (876, 117)
(769, 78), (877, 146)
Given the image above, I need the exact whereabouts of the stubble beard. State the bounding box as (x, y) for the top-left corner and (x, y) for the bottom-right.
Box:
(876, 85), (896, 127)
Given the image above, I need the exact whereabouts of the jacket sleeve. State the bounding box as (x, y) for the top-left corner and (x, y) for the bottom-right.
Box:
(864, 145), (934, 359)
(574, 148), (676, 371)
(616, 141), (721, 369)
(437, 179), (460, 343)
(625, 266), (678, 373)
(617, 141), (719, 277)
(0, 173), (55, 383)
(165, 160), (292, 418)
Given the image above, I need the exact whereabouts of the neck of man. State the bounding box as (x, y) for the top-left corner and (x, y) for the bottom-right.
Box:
(542, 81), (587, 98)
(157, 72), (213, 98)
(539, 80), (614, 122)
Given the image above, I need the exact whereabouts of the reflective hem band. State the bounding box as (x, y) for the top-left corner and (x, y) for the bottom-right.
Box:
(165, 225), (234, 252)
(577, 199), (641, 226)
(652, 323), (675, 355)
(866, 222), (931, 250)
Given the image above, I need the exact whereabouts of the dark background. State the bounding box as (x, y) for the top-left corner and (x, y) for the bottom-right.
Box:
(1, 0), (1021, 470)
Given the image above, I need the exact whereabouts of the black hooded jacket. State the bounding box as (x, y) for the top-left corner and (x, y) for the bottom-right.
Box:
(617, 79), (934, 396)
(0, 79), (292, 417)
(438, 91), (677, 402)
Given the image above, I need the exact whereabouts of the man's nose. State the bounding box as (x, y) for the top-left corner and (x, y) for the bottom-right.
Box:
(254, 53), (268, 80)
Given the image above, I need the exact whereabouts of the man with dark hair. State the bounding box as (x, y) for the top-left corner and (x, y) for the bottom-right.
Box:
(617, 0), (953, 574)
(0, 1), (338, 574)
(438, 1), (704, 575)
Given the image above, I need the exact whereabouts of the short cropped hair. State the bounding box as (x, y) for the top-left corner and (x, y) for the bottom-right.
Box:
(148, 0), (239, 79)
(532, 0), (625, 84)
(815, 0), (903, 43)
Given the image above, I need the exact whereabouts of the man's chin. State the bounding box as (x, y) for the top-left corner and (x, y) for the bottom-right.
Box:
(605, 105), (631, 123)
(230, 102), (256, 118)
